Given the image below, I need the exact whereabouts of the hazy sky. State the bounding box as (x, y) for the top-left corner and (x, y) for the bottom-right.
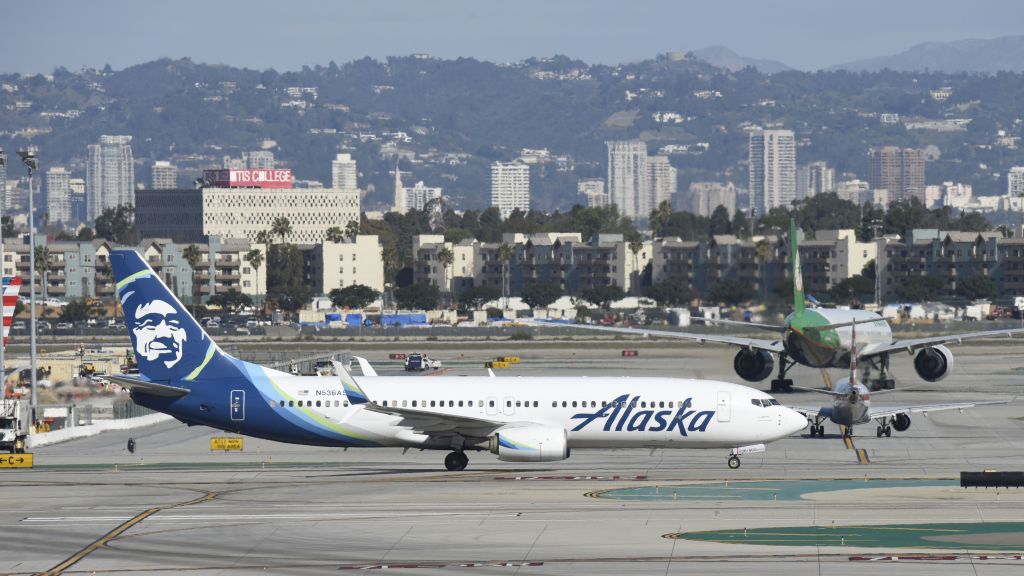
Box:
(2, 0), (1022, 74)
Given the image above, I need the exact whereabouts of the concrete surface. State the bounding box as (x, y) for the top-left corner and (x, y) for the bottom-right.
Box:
(2, 342), (1023, 575)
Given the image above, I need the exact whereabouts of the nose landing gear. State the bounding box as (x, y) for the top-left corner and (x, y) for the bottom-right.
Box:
(444, 451), (468, 471)
(727, 455), (741, 469)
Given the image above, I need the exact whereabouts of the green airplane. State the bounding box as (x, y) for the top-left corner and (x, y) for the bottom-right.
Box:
(563, 219), (1023, 392)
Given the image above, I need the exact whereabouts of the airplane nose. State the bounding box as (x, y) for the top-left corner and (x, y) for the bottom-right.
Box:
(782, 407), (807, 436)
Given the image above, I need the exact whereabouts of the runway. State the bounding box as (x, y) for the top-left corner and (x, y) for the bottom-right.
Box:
(3, 342), (1024, 575)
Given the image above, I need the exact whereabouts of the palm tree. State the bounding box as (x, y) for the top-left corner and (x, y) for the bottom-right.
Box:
(497, 242), (513, 309)
(244, 248), (264, 311)
(627, 233), (644, 296)
(325, 227), (344, 244)
(34, 245), (51, 299)
(381, 245), (401, 314)
(270, 216), (292, 243)
(344, 220), (360, 241)
(754, 238), (772, 301)
(437, 246), (455, 305)
(255, 229), (273, 246)
(182, 244), (203, 314)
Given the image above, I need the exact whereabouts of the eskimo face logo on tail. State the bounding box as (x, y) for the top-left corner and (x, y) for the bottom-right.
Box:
(119, 273), (207, 382)
(132, 299), (187, 368)
(570, 394), (715, 436)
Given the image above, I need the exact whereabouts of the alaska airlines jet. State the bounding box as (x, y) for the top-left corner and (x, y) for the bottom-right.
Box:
(552, 220), (1022, 392)
(106, 250), (807, 470)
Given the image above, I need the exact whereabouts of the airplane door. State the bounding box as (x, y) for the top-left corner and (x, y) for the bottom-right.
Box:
(503, 396), (515, 416)
(230, 390), (245, 421)
(717, 391), (731, 423)
(486, 396), (499, 416)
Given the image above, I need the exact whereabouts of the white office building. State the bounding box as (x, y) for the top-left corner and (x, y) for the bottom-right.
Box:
(490, 162), (530, 218)
(607, 140), (649, 219)
(749, 129), (796, 215)
(1009, 166), (1024, 198)
(202, 187), (360, 244)
(332, 153), (358, 190)
(151, 161), (178, 189)
(578, 178), (608, 207)
(647, 155), (677, 209)
(405, 181), (443, 212)
(797, 161), (834, 200)
(86, 135), (135, 221)
(46, 166), (73, 225)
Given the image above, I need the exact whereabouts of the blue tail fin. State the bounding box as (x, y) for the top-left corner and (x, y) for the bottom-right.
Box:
(111, 249), (243, 384)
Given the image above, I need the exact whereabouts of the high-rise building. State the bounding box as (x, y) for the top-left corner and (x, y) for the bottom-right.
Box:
(0, 160), (6, 212)
(490, 162), (530, 218)
(69, 178), (86, 222)
(45, 166), (72, 224)
(1008, 166), (1024, 198)
(578, 178), (608, 207)
(151, 161), (178, 189)
(607, 140), (649, 219)
(869, 146), (926, 203)
(686, 182), (737, 218)
(797, 161), (834, 200)
(86, 135), (135, 221)
(748, 129), (796, 215)
(393, 163), (406, 215)
(404, 181), (443, 212)
(647, 155), (677, 209)
(332, 153), (358, 190)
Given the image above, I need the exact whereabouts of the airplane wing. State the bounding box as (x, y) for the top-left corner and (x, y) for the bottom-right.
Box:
(332, 360), (507, 436)
(788, 405), (829, 419)
(692, 317), (787, 333)
(106, 374), (190, 398)
(858, 328), (1024, 358)
(530, 321), (784, 353)
(867, 400), (1009, 421)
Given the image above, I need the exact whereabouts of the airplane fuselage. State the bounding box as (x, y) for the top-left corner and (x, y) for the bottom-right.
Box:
(132, 372), (807, 451)
(784, 308), (892, 368)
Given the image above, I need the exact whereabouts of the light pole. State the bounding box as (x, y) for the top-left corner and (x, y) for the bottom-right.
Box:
(0, 149), (6, 409)
(18, 149), (39, 428)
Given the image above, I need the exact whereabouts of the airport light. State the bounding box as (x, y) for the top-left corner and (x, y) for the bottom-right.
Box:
(18, 149), (39, 426)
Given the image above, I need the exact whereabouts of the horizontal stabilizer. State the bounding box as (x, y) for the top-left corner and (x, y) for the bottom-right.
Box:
(354, 356), (378, 377)
(106, 374), (190, 398)
(802, 317), (883, 333)
(692, 316), (787, 333)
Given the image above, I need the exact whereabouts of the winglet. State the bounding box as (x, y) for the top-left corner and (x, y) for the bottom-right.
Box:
(354, 356), (378, 377)
(331, 360), (369, 404)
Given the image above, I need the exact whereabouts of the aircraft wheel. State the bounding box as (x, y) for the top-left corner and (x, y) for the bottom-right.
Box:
(727, 455), (741, 469)
(808, 426), (816, 438)
(444, 451), (468, 471)
(876, 426), (884, 438)
(884, 426), (892, 437)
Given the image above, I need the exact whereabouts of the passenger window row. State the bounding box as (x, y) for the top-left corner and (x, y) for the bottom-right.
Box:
(275, 399), (350, 408)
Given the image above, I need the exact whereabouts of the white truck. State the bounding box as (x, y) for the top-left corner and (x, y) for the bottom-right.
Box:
(0, 400), (28, 454)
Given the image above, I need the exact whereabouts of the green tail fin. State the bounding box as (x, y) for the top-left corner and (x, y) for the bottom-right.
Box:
(790, 218), (805, 314)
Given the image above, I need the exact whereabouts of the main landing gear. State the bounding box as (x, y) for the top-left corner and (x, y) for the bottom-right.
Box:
(876, 424), (892, 437)
(867, 354), (895, 392)
(444, 451), (468, 471)
(727, 455), (741, 469)
(770, 353), (796, 393)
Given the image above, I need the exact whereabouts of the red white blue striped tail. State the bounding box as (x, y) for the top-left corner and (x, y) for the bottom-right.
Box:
(2, 276), (22, 348)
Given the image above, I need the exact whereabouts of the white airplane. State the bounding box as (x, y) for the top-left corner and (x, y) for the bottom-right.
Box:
(791, 322), (1008, 438)
(105, 249), (808, 471)
(547, 219), (1023, 392)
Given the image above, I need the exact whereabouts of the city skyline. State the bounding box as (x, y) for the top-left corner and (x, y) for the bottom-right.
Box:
(2, 0), (1022, 75)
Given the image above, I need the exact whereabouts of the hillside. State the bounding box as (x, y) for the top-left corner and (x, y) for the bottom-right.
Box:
(832, 35), (1024, 73)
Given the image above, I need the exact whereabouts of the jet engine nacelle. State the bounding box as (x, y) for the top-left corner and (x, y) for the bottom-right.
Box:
(913, 345), (954, 382)
(733, 349), (774, 382)
(489, 425), (569, 462)
(892, 413), (911, 432)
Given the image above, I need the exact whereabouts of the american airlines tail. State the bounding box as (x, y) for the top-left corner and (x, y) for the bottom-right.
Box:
(3, 276), (22, 348)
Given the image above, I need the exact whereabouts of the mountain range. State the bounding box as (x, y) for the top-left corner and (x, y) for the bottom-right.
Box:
(692, 35), (1024, 74)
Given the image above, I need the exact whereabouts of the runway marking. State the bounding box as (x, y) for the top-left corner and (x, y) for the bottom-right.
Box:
(36, 488), (218, 576)
(856, 448), (871, 464)
(24, 511), (505, 523)
(495, 475), (647, 481)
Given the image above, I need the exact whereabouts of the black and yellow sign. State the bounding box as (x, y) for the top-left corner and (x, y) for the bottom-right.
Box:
(497, 356), (521, 364)
(210, 437), (244, 451)
(485, 361), (510, 369)
(0, 453), (33, 468)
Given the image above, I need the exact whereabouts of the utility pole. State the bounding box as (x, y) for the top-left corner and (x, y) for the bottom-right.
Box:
(18, 150), (39, 428)
(872, 217), (883, 310)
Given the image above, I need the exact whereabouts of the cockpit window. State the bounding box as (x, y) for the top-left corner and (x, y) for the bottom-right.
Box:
(769, 399), (780, 406)
(751, 399), (761, 407)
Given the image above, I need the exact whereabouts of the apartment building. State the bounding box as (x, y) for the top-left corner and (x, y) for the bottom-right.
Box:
(304, 235), (385, 295)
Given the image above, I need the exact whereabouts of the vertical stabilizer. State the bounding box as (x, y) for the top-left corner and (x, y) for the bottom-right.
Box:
(790, 219), (805, 314)
(110, 250), (244, 384)
(2, 277), (21, 348)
